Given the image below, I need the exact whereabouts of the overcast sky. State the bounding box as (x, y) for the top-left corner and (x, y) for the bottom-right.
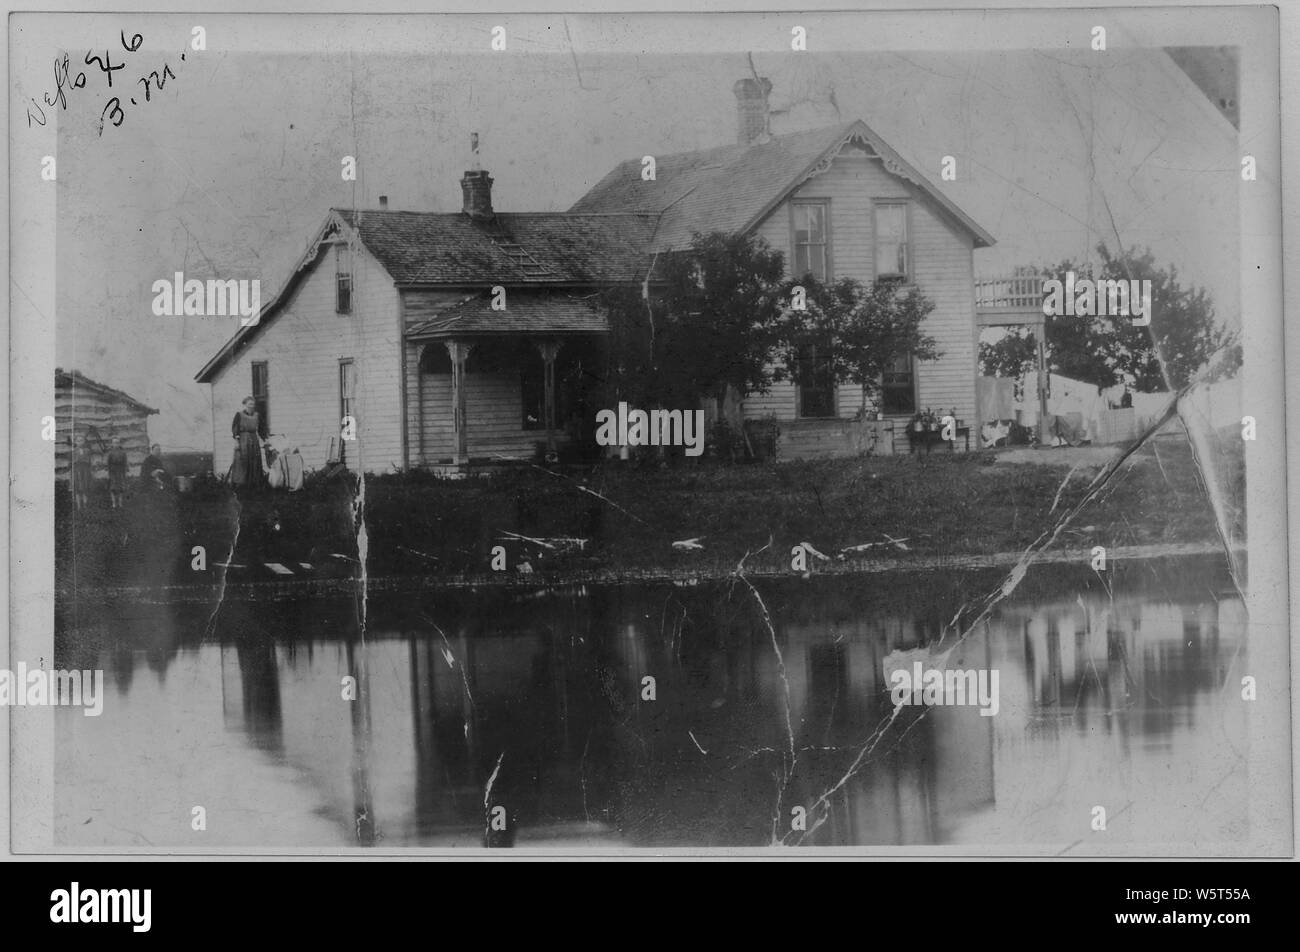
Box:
(26, 11), (1250, 449)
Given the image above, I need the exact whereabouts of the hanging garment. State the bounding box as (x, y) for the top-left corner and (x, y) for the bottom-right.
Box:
(267, 451), (287, 489)
(978, 376), (1017, 422)
(284, 450), (305, 492)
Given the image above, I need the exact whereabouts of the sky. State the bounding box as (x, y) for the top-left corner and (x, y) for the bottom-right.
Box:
(24, 11), (1252, 449)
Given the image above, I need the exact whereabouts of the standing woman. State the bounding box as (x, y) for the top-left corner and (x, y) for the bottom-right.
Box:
(71, 433), (94, 511)
(231, 396), (267, 492)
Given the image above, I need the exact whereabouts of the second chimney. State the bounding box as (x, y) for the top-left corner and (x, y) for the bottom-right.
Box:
(379, 195), (388, 209)
(461, 170), (494, 219)
(461, 131), (494, 219)
(733, 77), (772, 146)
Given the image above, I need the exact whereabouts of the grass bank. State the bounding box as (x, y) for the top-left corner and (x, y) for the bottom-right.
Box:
(58, 434), (1231, 595)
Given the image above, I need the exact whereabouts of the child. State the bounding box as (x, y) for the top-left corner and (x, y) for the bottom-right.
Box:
(71, 433), (94, 511)
(106, 438), (128, 509)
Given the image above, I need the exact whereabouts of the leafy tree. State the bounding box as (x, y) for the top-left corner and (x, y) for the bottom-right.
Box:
(600, 231), (788, 411)
(978, 244), (1240, 392)
(775, 275), (940, 410)
(655, 231), (788, 407)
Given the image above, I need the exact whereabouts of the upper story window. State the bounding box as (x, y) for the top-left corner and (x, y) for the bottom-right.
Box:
(791, 202), (830, 283)
(874, 202), (909, 282)
(336, 244), (352, 314)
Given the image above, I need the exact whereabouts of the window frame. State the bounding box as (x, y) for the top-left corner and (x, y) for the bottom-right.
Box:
(789, 199), (832, 284)
(335, 243), (352, 315)
(251, 361), (270, 435)
(338, 358), (355, 430)
(520, 349), (546, 431)
(795, 342), (837, 419)
(872, 199), (911, 283)
(880, 351), (917, 416)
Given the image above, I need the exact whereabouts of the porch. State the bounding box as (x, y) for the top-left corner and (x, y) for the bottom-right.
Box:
(405, 294), (607, 468)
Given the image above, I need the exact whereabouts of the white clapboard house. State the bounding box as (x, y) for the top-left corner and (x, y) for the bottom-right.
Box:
(196, 77), (1003, 474)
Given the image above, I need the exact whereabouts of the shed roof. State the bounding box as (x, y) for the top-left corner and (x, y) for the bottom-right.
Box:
(407, 293), (608, 339)
(55, 368), (158, 414)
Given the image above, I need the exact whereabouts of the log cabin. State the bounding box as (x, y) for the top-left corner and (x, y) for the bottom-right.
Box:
(196, 77), (1000, 474)
(54, 368), (158, 484)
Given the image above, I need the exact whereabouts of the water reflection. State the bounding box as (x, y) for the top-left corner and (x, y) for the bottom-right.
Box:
(55, 555), (1250, 851)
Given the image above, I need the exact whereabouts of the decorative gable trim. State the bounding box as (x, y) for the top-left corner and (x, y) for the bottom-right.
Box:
(195, 213), (372, 383)
(750, 120), (994, 249)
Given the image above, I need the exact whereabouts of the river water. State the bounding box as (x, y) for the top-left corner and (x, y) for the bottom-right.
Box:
(54, 553), (1252, 852)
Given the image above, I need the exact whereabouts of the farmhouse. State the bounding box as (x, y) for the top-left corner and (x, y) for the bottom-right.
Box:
(54, 368), (158, 484)
(196, 77), (1001, 473)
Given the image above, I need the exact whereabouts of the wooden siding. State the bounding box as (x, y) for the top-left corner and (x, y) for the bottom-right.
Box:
(54, 386), (152, 481)
(416, 367), (547, 463)
(210, 242), (402, 476)
(746, 149), (978, 455)
(402, 291), (468, 464)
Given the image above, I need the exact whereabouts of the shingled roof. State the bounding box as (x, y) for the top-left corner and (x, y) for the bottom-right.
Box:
(333, 210), (657, 286)
(407, 292), (607, 339)
(196, 209), (653, 382)
(199, 116), (994, 384)
(570, 120), (995, 251)
(55, 368), (158, 414)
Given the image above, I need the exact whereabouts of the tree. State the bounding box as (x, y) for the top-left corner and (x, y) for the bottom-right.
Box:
(656, 231), (788, 407)
(601, 231), (788, 410)
(977, 328), (1037, 400)
(978, 244), (1240, 392)
(775, 274), (940, 411)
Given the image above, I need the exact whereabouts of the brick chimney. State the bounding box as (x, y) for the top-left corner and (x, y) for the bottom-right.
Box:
(378, 195), (388, 209)
(460, 132), (494, 219)
(733, 77), (772, 146)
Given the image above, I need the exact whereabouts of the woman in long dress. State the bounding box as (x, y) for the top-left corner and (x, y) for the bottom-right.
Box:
(230, 396), (266, 491)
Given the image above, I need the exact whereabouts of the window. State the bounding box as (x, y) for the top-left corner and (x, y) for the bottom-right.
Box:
(797, 344), (836, 418)
(791, 202), (829, 282)
(338, 359), (355, 464)
(336, 244), (352, 314)
(520, 352), (545, 430)
(874, 202), (908, 281)
(881, 352), (916, 415)
(251, 361), (269, 435)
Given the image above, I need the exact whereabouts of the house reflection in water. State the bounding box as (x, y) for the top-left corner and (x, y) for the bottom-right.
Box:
(56, 556), (1249, 850)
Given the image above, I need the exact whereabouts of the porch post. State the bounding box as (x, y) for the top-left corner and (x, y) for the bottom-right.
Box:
(446, 340), (474, 466)
(416, 343), (425, 462)
(536, 339), (562, 457)
(1036, 333), (1050, 445)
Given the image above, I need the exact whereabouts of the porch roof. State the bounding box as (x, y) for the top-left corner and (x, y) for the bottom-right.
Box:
(406, 293), (608, 339)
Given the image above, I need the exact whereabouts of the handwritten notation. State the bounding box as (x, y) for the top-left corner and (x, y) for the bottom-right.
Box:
(25, 28), (189, 138)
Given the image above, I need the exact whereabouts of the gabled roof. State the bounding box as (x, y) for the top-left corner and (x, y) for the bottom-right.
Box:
(333, 209), (657, 286)
(196, 209), (655, 383)
(407, 292), (607, 339)
(199, 117), (994, 385)
(55, 368), (158, 414)
(570, 119), (995, 251)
